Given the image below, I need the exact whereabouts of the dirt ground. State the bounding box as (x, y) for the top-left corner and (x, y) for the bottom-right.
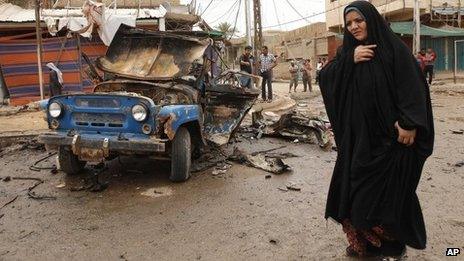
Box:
(0, 81), (463, 260)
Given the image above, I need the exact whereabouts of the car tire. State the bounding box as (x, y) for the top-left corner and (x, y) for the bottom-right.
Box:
(58, 146), (86, 175)
(170, 127), (191, 182)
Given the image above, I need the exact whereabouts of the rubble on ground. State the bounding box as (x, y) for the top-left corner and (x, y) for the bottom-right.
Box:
(242, 107), (332, 149)
(228, 147), (296, 174)
(0, 101), (42, 116)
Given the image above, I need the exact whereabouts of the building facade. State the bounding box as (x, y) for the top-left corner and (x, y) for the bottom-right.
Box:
(324, 0), (464, 72)
(325, 0), (463, 31)
(278, 22), (331, 61)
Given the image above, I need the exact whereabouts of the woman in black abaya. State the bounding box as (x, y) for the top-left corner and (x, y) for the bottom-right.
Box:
(319, 1), (434, 258)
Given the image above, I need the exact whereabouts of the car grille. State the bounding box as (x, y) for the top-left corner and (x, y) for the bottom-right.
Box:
(75, 97), (121, 108)
(73, 112), (126, 128)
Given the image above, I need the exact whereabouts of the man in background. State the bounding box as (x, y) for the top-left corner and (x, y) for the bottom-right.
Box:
(321, 57), (328, 67)
(258, 46), (277, 101)
(315, 58), (323, 84)
(239, 46), (254, 88)
(46, 63), (63, 97)
(240, 46), (253, 74)
(424, 48), (437, 85)
(302, 59), (312, 92)
(416, 52), (425, 72)
(288, 60), (299, 93)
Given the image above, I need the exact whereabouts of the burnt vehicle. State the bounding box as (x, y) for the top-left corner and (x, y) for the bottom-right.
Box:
(39, 25), (260, 182)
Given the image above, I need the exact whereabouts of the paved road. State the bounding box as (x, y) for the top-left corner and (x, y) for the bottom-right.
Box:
(0, 82), (463, 260)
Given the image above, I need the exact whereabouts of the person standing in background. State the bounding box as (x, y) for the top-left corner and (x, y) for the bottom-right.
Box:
(424, 48), (436, 85)
(239, 46), (254, 88)
(288, 61), (299, 93)
(416, 52), (425, 72)
(302, 59), (312, 92)
(315, 58), (323, 84)
(258, 46), (277, 101)
(46, 63), (63, 97)
(240, 45), (254, 74)
(322, 57), (328, 67)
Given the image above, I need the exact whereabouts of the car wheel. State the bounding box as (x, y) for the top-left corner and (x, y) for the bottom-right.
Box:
(170, 127), (191, 182)
(58, 146), (86, 175)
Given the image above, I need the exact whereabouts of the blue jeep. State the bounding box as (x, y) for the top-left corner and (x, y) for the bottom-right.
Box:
(39, 25), (259, 182)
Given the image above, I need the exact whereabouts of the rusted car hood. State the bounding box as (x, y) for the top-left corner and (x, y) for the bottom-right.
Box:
(96, 24), (210, 81)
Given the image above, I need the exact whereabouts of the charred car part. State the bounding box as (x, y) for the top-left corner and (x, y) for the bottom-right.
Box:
(250, 109), (332, 149)
(39, 24), (259, 182)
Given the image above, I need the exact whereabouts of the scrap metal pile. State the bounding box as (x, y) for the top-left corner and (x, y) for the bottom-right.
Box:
(245, 107), (332, 149)
(192, 105), (334, 176)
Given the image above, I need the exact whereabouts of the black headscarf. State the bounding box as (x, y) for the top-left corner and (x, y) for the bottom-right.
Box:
(320, 1), (434, 249)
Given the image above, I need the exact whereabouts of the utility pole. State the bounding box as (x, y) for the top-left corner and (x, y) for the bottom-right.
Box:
(35, 0), (45, 100)
(413, 0), (421, 54)
(244, 0), (252, 46)
(252, 0), (263, 74)
(458, 0), (462, 27)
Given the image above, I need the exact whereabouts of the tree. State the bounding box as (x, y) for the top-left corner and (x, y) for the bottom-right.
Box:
(215, 22), (239, 38)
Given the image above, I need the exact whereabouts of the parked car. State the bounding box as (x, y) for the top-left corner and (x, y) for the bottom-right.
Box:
(39, 25), (260, 182)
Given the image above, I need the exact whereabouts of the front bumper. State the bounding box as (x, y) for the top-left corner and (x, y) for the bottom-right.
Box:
(39, 132), (166, 161)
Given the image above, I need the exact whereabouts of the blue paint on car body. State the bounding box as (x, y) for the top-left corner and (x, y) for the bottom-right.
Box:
(157, 105), (201, 135)
(47, 94), (156, 135)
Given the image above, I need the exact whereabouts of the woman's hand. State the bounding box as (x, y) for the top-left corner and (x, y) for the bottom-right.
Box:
(354, 45), (377, 63)
(394, 121), (416, 146)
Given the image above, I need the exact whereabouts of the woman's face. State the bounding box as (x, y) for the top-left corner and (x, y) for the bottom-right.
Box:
(345, 11), (368, 42)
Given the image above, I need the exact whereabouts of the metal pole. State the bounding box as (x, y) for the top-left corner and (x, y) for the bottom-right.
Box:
(458, 0), (462, 27)
(413, 0), (421, 54)
(429, 0), (433, 22)
(453, 40), (464, 84)
(244, 0), (252, 46)
(76, 34), (84, 91)
(454, 40), (457, 84)
(35, 0), (45, 100)
(252, 0), (263, 74)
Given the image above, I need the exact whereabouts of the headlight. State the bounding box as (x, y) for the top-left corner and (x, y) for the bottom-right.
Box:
(132, 104), (148, 122)
(49, 102), (62, 118)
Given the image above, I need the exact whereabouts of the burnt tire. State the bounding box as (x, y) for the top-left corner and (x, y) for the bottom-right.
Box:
(58, 146), (86, 175)
(170, 127), (191, 182)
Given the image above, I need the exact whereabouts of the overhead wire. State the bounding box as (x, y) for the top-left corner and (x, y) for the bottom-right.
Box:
(272, 0), (295, 59)
(271, 0), (283, 30)
(208, 0), (240, 24)
(262, 3), (350, 29)
(284, 0), (311, 24)
(199, 0), (215, 16)
(228, 0), (242, 40)
(222, 0), (339, 37)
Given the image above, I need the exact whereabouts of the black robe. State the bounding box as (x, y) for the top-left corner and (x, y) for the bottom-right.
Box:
(320, 1), (434, 250)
